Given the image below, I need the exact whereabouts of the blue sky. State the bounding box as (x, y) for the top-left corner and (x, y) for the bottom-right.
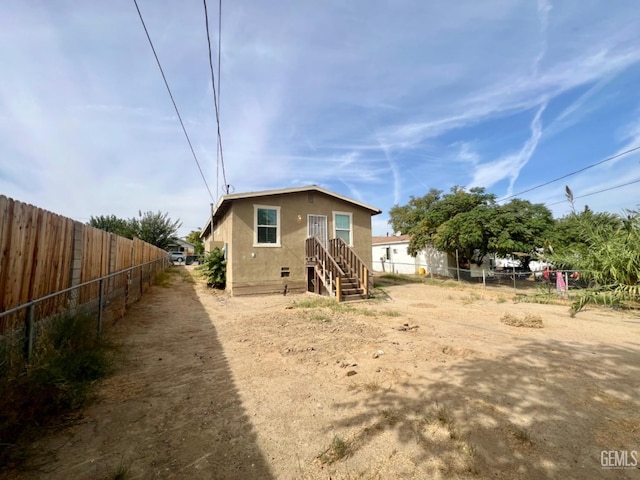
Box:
(1, 1), (640, 238)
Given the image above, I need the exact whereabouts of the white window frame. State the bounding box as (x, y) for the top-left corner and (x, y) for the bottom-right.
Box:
(254, 205), (281, 247)
(333, 211), (353, 247)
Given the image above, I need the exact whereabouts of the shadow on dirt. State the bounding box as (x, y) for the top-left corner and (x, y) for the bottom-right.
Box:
(329, 339), (640, 479)
(9, 267), (275, 480)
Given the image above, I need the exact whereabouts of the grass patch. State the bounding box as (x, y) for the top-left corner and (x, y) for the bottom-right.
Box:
(292, 297), (354, 313)
(496, 295), (507, 304)
(356, 308), (401, 318)
(306, 311), (332, 323)
(513, 427), (533, 444)
(422, 403), (459, 439)
(516, 293), (559, 305)
(155, 268), (175, 287)
(318, 436), (353, 464)
(374, 273), (425, 286)
(462, 293), (482, 304)
(435, 405), (453, 426)
(381, 409), (399, 426)
(0, 310), (115, 468)
(110, 456), (132, 480)
(465, 442), (477, 457)
(293, 298), (400, 321)
(424, 278), (459, 288)
(180, 271), (196, 284)
(501, 313), (544, 328)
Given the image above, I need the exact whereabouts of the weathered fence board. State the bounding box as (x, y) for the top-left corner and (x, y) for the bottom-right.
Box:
(0, 195), (169, 333)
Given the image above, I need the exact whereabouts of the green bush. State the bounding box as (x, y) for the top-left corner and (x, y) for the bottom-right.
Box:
(197, 248), (226, 289)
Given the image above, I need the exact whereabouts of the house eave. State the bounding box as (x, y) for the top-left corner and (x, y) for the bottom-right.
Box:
(201, 185), (382, 239)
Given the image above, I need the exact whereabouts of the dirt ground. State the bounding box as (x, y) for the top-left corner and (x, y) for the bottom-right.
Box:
(5, 266), (640, 479)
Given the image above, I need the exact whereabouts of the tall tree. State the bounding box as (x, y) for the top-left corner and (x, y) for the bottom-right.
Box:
(389, 186), (497, 258)
(130, 211), (182, 249)
(433, 204), (497, 264)
(90, 211), (182, 249)
(487, 199), (554, 269)
(388, 187), (553, 266)
(88, 215), (134, 238)
(186, 229), (205, 255)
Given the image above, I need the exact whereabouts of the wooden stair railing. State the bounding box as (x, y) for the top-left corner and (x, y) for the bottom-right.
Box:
(329, 238), (371, 298)
(305, 237), (346, 301)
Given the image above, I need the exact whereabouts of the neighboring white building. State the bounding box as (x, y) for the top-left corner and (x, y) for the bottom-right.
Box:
(372, 235), (453, 277)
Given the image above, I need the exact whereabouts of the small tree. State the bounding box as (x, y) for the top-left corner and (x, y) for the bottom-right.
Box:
(186, 229), (205, 255)
(130, 211), (182, 249)
(198, 248), (226, 289)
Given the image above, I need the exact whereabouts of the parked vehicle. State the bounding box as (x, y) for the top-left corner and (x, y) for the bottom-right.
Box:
(168, 251), (186, 263)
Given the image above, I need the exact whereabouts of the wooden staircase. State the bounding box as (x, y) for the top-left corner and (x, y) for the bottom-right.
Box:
(305, 237), (371, 302)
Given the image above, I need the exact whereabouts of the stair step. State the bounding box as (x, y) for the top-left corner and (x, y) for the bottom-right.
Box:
(341, 293), (368, 302)
(341, 288), (363, 295)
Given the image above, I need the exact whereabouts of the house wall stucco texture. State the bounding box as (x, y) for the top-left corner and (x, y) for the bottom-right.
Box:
(209, 191), (375, 295)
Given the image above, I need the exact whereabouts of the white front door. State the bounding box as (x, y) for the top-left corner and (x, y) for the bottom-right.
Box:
(307, 215), (328, 247)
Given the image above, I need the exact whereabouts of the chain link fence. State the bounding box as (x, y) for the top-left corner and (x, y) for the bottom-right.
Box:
(0, 257), (167, 363)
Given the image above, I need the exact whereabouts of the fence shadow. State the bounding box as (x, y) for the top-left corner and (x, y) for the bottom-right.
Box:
(16, 268), (275, 480)
(328, 339), (640, 479)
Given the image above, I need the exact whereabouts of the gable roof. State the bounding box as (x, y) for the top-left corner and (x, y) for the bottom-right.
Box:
(372, 234), (412, 245)
(167, 238), (196, 249)
(201, 185), (382, 238)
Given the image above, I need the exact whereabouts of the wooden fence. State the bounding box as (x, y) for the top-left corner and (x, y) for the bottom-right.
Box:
(0, 195), (168, 334)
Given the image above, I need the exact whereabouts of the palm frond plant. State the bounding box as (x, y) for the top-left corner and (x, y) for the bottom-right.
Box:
(552, 209), (640, 316)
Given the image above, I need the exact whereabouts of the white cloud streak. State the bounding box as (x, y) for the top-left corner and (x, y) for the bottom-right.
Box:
(1, 0), (640, 236)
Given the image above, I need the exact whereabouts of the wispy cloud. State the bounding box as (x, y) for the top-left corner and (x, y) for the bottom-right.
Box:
(469, 102), (547, 195)
(1, 1), (640, 236)
(532, 0), (552, 75)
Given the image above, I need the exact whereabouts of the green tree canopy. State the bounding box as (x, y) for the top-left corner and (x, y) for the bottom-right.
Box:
(88, 215), (134, 238)
(388, 186), (553, 266)
(186, 229), (205, 255)
(88, 211), (181, 249)
(131, 211), (182, 249)
(546, 207), (621, 257)
(487, 199), (554, 269)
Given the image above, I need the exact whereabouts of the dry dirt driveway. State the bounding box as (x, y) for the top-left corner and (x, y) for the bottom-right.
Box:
(10, 267), (640, 479)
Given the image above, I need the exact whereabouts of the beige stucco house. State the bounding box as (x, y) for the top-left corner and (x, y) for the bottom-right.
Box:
(201, 185), (381, 299)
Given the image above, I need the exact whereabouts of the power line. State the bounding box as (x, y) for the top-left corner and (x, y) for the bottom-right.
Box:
(133, 0), (214, 202)
(498, 145), (640, 203)
(546, 178), (640, 207)
(203, 0), (228, 195)
(217, 0), (222, 197)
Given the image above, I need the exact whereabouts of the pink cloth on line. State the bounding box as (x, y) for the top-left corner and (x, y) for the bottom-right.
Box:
(556, 271), (567, 292)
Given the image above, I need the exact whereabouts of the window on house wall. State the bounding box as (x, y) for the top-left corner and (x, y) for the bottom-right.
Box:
(333, 212), (352, 245)
(254, 205), (281, 246)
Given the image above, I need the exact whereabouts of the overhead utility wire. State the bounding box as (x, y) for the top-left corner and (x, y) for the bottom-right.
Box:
(216, 0), (222, 198)
(546, 178), (640, 207)
(497, 145), (640, 203)
(203, 0), (228, 195)
(133, 0), (214, 202)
